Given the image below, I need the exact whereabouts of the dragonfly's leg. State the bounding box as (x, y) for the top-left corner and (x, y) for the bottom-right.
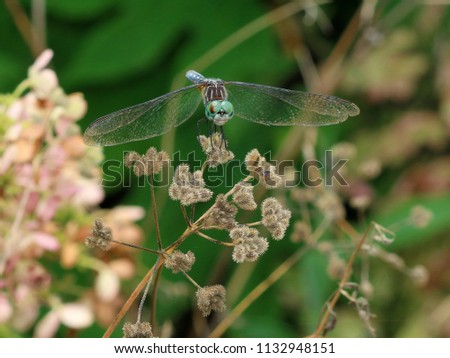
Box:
(220, 126), (228, 151)
(209, 121), (215, 149)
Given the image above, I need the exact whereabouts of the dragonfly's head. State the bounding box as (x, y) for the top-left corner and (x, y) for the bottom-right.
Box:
(205, 100), (234, 126)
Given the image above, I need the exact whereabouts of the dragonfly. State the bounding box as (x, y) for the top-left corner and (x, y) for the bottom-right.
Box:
(83, 70), (360, 147)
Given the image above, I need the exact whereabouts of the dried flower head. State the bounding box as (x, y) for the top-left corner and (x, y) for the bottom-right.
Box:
(85, 218), (112, 251)
(232, 182), (257, 210)
(315, 191), (345, 221)
(196, 285), (226, 317)
(164, 250), (195, 273)
(410, 205), (433, 228)
(198, 133), (234, 167)
(370, 223), (395, 245)
(408, 265), (429, 286)
(123, 321), (153, 338)
(230, 225), (268, 263)
(202, 194), (238, 230)
(331, 142), (357, 160)
(124, 147), (169, 176)
(244, 149), (281, 188)
(327, 253), (346, 279)
(290, 221), (311, 243)
(358, 158), (382, 179)
(291, 188), (316, 203)
(261, 198), (291, 240)
(347, 182), (374, 211)
(168, 164), (213, 206)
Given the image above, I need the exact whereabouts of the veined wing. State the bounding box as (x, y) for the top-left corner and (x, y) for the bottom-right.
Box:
(83, 84), (202, 146)
(225, 81), (359, 126)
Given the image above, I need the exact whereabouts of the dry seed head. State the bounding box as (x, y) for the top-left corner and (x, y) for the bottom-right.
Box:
(410, 205), (433, 228)
(291, 187), (316, 203)
(244, 149), (281, 188)
(315, 191), (345, 221)
(331, 142), (357, 160)
(245, 149), (264, 173)
(358, 158), (382, 179)
(164, 250), (195, 273)
(196, 285), (226, 317)
(327, 253), (346, 279)
(123, 321), (153, 338)
(230, 225), (268, 263)
(408, 265), (429, 286)
(169, 164), (213, 206)
(124, 147), (169, 176)
(198, 134), (234, 167)
(290, 221), (311, 243)
(202, 194), (238, 230)
(261, 198), (291, 240)
(85, 218), (112, 251)
(232, 182), (257, 210)
(262, 163), (282, 188)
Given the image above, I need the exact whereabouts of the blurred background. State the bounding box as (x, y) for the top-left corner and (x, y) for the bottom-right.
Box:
(1, 0), (450, 338)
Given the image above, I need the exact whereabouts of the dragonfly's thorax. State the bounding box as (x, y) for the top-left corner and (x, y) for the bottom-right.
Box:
(202, 80), (228, 103)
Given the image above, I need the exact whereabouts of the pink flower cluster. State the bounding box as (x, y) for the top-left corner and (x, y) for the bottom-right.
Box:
(0, 50), (143, 336)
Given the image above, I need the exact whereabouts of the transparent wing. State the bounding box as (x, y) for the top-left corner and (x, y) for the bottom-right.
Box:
(225, 81), (360, 126)
(83, 84), (202, 146)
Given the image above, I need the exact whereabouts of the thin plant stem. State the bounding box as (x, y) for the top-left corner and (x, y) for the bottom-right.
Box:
(181, 270), (202, 289)
(137, 257), (160, 323)
(180, 204), (191, 226)
(111, 239), (160, 255)
(150, 264), (163, 331)
(5, 0), (45, 57)
(246, 221), (262, 227)
(308, 223), (372, 338)
(149, 175), (162, 251)
(195, 231), (234, 247)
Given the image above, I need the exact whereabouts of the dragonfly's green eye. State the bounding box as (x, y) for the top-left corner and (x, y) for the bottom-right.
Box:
(207, 100), (221, 116)
(205, 100), (234, 125)
(221, 101), (234, 116)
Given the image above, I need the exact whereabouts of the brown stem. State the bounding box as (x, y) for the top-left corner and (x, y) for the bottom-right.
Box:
(149, 175), (162, 251)
(307, 223), (371, 338)
(195, 231), (234, 247)
(180, 204), (191, 226)
(111, 239), (160, 255)
(5, 0), (45, 57)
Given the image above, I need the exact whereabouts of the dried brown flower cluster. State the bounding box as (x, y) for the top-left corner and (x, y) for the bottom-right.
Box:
(230, 225), (268, 263)
(202, 194), (238, 230)
(124, 147), (169, 176)
(198, 133), (235, 167)
(245, 149), (282, 188)
(232, 181), (257, 210)
(196, 285), (227, 317)
(261, 198), (291, 240)
(123, 321), (153, 338)
(85, 218), (113, 251)
(164, 250), (195, 273)
(169, 164), (213, 206)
